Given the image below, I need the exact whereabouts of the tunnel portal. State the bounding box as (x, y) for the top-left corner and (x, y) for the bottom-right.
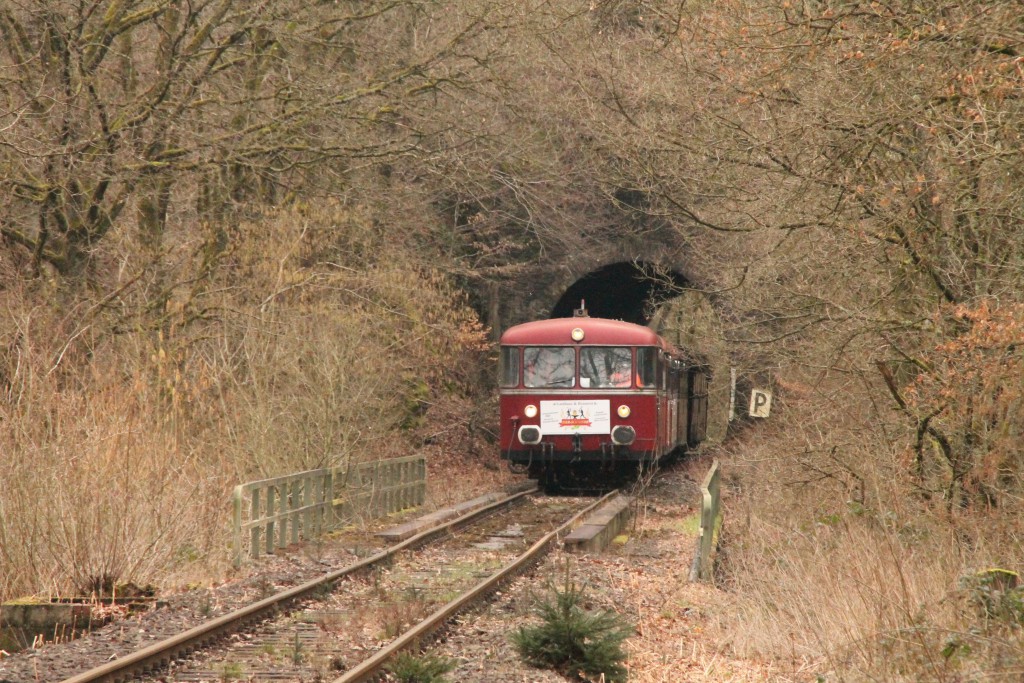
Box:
(549, 262), (688, 325)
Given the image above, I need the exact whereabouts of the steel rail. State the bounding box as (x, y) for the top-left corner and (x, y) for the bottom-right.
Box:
(60, 485), (538, 683)
(332, 488), (620, 683)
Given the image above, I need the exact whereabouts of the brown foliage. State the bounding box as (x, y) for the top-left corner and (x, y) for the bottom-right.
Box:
(904, 301), (1024, 507)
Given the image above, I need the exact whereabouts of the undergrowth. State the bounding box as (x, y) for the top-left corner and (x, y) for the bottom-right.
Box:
(0, 204), (495, 604)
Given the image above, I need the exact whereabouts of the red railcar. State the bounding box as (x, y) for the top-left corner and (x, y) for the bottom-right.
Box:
(498, 312), (709, 489)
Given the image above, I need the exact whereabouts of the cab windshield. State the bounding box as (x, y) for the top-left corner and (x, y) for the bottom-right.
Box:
(523, 346), (575, 387)
(579, 347), (632, 388)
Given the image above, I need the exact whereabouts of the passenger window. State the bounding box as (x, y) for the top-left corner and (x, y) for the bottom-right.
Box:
(499, 346), (520, 387)
(523, 347), (575, 388)
(580, 347), (633, 388)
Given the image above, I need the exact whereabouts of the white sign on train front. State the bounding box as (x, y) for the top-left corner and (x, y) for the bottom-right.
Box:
(540, 400), (611, 435)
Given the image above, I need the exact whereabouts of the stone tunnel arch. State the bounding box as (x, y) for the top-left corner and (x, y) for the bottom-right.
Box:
(549, 261), (689, 325)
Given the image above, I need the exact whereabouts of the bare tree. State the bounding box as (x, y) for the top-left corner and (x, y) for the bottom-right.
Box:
(0, 0), (500, 282)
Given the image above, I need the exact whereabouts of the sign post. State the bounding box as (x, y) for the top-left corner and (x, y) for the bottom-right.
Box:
(728, 367), (736, 422)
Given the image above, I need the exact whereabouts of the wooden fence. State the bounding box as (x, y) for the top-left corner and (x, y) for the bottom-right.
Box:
(232, 455), (426, 567)
(689, 458), (722, 582)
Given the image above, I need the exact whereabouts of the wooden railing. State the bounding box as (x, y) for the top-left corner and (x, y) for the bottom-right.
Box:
(689, 458), (722, 582)
(232, 455), (426, 567)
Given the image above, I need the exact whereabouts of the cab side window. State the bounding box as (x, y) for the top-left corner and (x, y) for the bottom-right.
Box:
(636, 347), (657, 388)
(499, 346), (520, 387)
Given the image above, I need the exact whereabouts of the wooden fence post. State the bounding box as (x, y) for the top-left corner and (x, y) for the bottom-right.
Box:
(232, 486), (243, 568)
(250, 487), (261, 561)
(265, 485), (276, 555)
(689, 459), (723, 582)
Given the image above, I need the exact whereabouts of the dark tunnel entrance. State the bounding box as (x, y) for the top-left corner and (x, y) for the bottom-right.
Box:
(549, 262), (688, 325)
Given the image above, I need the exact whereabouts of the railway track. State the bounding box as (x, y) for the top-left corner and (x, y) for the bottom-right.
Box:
(59, 486), (618, 683)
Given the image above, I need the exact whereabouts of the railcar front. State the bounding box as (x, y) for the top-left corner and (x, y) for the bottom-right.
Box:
(498, 316), (683, 486)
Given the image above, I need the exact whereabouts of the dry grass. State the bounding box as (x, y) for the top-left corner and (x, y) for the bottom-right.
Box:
(0, 314), (229, 599)
(0, 205), (495, 603)
(711, 374), (1024, 681)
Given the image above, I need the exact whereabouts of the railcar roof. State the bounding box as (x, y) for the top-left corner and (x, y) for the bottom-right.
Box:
(500, 317), (672, 350)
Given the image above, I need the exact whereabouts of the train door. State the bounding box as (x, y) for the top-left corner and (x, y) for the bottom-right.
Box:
(660, 352), (671, 455)
(677, 365), (691, 450)
(687, 368), (709, 446)
(666, 358), (679, 449)
(697, 370), (709, 441)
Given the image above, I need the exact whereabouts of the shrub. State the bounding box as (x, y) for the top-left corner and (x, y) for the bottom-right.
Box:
(961, 569), (1024, 626)
(385, 652), (457, 683)
(511, 580), (633, 683)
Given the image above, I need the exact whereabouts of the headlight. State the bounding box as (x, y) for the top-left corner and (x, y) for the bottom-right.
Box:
(616, 404), (631, 418)
(524, 404), (538, 418)
(518, 425), (542, 445)
(611, 425), (636, 446)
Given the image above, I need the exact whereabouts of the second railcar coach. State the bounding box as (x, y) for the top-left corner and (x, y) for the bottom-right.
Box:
(498, 309), (709, 489)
